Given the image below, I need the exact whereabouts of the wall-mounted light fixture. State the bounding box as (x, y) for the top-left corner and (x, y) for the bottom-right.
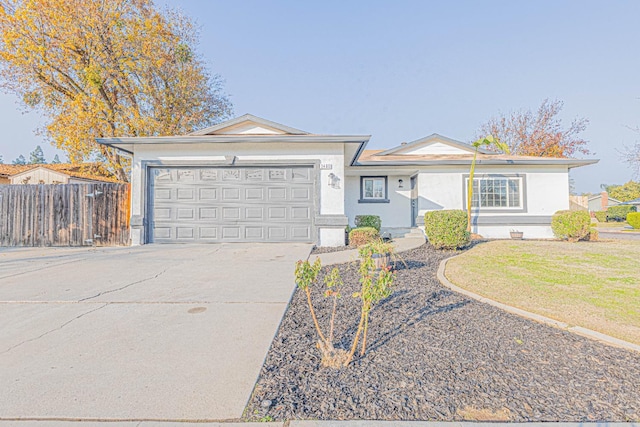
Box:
(328, 173), (341, 189)
(398, 179), (404, 189)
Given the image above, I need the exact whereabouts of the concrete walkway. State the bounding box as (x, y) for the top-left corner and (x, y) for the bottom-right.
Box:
(0, 243), (311, 422)
(309, 234), (426, 265)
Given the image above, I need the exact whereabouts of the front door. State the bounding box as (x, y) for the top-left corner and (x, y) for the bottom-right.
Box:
(410, 175), (418, 227)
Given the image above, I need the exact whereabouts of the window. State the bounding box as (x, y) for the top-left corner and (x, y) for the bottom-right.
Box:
(359, 176), (388, 203)
(469, 177), (522, 208)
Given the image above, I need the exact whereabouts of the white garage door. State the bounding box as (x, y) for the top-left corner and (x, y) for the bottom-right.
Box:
(149, 166), (315, 243)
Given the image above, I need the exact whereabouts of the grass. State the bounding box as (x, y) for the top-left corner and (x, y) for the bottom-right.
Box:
(445, 239), (640, 345)
(594, 221), (631, 228)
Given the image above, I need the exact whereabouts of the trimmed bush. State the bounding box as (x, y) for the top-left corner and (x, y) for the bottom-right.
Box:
(627, 212), (640, 229)
(348, 227), (379, 247)
(424, 210), (470, 250)
(354, 215), (382, 231)
(551, 210), (590, 242)
(593, 211), (607, 222)
(607, 205), (637, 222)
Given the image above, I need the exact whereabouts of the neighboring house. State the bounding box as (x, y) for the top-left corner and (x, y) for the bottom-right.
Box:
(0, 164), (33, 184)
(621, 197), (640, 208)
(3, 163), (120, 185)
(97, 114), (597, 246)
(588, 192), (621, 212)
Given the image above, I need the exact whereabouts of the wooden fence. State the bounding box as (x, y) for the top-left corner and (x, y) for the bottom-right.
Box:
(0, 183), (130, 247)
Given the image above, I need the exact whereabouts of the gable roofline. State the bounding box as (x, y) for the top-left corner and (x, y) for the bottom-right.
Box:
(377, 133), (495, 156)
(9, 165), (70, 180)
(6, 163), (121, 183)
(189, 113), (310, 136)
(587, 194), (622, 203)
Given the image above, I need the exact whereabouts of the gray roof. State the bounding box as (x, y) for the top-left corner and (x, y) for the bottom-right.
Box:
(621, 197), (640, 205)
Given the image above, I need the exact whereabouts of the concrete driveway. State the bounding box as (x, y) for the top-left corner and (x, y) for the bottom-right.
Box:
(0, 243), (311, 422)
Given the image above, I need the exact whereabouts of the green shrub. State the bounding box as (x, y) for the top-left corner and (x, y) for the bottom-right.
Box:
(349, 227), (379, 247)
(627, 212), (640, 229)
(593, 211), (607, 222)
(551, 210), (591, 242)
(607, 205), (637, 222)
(583, 226), (599, 241)
(424, 210), (470, 250)
(354, 215), (382, 231)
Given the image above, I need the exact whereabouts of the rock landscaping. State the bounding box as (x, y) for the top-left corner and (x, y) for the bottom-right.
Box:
(245, 244), (640, 422)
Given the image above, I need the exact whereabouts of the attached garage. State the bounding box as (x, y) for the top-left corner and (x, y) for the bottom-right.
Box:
(97, 114), (368, 246)
(149, 165), (315, 243)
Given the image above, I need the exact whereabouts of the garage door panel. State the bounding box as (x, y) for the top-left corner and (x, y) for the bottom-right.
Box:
(199, 188), (218, 200)
(291, 226), (311, 239)
(199, 227), (218, 239)
(150, 166), (314, 243)
(222, 188), (241, 200)
(199, 207), (218, 220)
(222, 227), (241, 239)
(291, 206), (311, 220)
(245, 226), (264, 239)
(245, 207), (264, 220)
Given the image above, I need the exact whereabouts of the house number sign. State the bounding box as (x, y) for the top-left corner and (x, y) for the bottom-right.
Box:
(320, 163), (333, 170)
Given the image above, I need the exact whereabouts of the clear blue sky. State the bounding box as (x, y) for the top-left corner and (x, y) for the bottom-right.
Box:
(1, 0), (638, 193)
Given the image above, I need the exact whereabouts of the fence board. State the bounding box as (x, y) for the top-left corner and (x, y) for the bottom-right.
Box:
(0, 183), (130, 247)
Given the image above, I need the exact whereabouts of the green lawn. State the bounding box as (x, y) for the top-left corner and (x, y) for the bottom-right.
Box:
(445, 240), (640, 344)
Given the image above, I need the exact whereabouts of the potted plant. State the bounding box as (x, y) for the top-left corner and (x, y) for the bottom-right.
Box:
(359, 239), (394, 270)
(510, 229), (524, 240)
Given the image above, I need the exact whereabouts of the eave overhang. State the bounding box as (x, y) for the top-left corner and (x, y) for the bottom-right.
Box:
(96, 134), (371, 155)
(352, 158), (599, 168)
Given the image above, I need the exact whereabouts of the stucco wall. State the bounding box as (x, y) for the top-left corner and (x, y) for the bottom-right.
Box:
(344, 174), (413, 229)
(129, 142), (346, 245)
(416, 165), (570, 238)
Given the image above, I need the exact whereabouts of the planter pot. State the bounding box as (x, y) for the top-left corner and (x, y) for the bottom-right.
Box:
(372, 252), (391, 270)
(510, 231), (524, 240)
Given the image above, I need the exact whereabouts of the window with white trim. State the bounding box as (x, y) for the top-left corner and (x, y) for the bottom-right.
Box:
(361, 177), (387, 201)
(469, 177), (522, 208)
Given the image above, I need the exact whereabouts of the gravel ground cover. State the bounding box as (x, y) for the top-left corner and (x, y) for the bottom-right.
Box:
(245, 244), (640, 422)
(310, 245), (353, 254)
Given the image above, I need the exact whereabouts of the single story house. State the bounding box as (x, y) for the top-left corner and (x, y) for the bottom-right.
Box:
(588, 192), (621, 212)
(1, 163), (120, 185)
(621, 197), (640, 208)
(97, 114), (597, 246)
(0, 164), (32, 184)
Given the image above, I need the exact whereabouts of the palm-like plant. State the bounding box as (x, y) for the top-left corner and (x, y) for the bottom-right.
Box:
(467, 135), (510, 232)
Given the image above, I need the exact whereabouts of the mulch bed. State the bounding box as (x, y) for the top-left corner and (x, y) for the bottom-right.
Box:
(310, 245), (354, 254)
(244, 244), (640, 422)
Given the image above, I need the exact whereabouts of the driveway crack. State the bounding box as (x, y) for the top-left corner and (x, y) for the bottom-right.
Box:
(78, 267), (171, 302)
(0, 303), (109, 355)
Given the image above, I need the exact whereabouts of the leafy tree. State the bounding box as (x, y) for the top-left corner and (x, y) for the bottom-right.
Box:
(0, 154), (3, 164)
(29, 145), (46, 164)
(51, 154), (61, 164)
(477, 99), (590, 158)
(604, 181), (640, 202)
(12, 154), (26, 165)
(0, 0), (232, 181)
(621, 135), (640, 178)
(467, 135), (510, 232)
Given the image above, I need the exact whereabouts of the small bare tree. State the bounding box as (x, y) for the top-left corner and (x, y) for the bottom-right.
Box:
(478, 99), (590, 158)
